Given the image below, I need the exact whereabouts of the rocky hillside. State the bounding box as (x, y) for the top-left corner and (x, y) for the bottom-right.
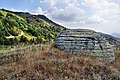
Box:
(0, 9), (64, 45)
(97, 32), (120, 48)
(111, 33), (120, 38)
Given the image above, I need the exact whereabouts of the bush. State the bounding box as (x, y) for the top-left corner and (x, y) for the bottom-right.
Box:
(0, 12), (4, 16)
(4, 38), (11, 45)
(0, 38), (4, 45)
(20, 35), (28, 43)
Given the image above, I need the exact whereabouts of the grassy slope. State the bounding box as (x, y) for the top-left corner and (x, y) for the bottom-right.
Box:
(0, 9), (64, 47)
(0, 44), (120, 80)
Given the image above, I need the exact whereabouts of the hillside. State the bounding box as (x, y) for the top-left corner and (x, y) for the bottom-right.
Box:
(0, 9), (64, 46)
(111, 33), (120, 38)
(97, 32), (120, 48)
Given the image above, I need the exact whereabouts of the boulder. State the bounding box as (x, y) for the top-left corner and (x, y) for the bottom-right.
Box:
(55, 29), (115, 62)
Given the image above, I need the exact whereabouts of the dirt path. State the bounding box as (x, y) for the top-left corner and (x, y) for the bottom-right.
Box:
(6, 31), (24, 39)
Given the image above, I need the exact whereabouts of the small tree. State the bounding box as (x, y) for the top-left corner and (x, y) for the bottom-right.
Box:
(14, 37), (19, 45)
(9, 38), (15, 45)
(0, 38), (4, 45)
(0, 12), (4, 16)
(4, 38), (10, 45)
(5, 29), (10, 36)
(0, 20), (3, 30)
(20, 35), (28, 43)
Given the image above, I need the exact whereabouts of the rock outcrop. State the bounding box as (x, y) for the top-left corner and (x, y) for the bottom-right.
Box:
(55, 29), (115, 62)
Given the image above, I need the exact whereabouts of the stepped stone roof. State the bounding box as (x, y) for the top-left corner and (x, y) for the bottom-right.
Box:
(55, 29), (115, 62)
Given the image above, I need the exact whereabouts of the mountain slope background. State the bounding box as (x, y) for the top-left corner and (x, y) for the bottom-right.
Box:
(111, 33), (120, 38)
(97, 32), (120, 48)
(0, 9), (64, 46)
(0, 9), (120, 50)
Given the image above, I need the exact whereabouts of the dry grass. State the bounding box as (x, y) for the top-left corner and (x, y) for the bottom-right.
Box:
(0, 44), (120, 80)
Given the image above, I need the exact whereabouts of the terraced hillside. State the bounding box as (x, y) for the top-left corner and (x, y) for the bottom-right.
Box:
(0, 9), (64, 46)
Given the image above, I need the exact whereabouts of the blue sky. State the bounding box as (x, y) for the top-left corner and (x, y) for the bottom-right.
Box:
(0, 0), (120, 34)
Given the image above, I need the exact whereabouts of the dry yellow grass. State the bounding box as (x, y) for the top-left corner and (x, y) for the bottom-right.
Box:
(0, 44), (120, 80)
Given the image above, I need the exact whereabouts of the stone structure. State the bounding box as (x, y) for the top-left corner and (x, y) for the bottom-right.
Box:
(55, 29), (115, 62)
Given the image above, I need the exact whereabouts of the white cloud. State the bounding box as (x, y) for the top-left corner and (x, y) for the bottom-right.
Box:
(40, 0), (120, 24)
(61, 0), (77, 4)
(33, 0), (120, 34)
(84, 0), (119, 11)
(48, 3), (85, 22)
(32, 7), (46, 15)
(84, 22), (120, 34)
(87, 15), (107, 23)
(40, 0), (58, 6)
(84, 0), (120, 23)
(47, 0), (58, 6)
(38, 0), (85, 24)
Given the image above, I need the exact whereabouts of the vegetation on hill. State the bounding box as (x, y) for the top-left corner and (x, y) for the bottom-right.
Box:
(0, 9), (64, 47)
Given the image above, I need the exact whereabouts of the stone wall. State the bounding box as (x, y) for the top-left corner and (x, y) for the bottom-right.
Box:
(55, 29), (115, 62)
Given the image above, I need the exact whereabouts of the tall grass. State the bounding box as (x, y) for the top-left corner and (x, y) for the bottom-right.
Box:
(0, 44), (120, 80)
